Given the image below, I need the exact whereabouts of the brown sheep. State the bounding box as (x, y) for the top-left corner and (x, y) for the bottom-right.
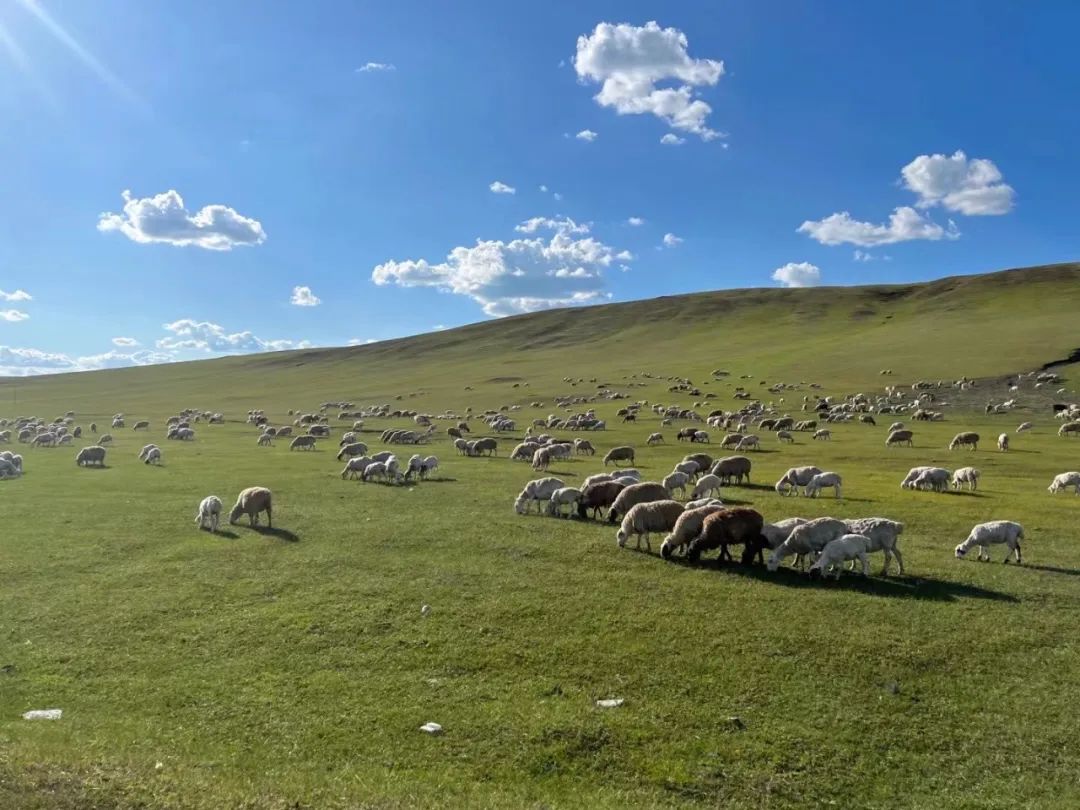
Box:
(577, 480), (626, 520)
(687, 507), (766, 564)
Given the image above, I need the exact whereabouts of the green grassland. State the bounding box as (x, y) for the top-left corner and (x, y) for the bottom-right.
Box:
(3, 263), (1080, 809)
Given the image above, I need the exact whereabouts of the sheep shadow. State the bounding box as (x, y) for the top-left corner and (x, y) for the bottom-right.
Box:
(251, 526), (300, 542)
(417, 476), (457, 483)
(209, 529), (240, 540)
(1023, 563), (1080, 577)
(941, 490), (986, 498)
(733, 483), (776, 492)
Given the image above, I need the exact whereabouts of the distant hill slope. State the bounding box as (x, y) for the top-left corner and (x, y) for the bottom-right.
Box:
(4, 262), (1079, 414)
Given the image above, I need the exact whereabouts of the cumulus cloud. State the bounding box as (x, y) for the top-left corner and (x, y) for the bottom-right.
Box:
(357, 62), (395, 72)
(372, 224), (630, 317)
(112, 336), (139, 346)
(662, 232), (683, 247)
(574, 21), (725, 141)
(0, 289), (31, 302)
(1, 309), (29, 322)
(489, 181), (516, 194)
(576, 129), (598, 142)
(290, 285), (321, 307)
(627, 216), (645, 226)
(901, 150), (1014, 215)
(660, 133), (685, 145)
(98, 190), (266, 250)
(0, 346), (172, 377)
(798, 206), (959, 247)
(771, 262), (821, 288)
(157, 319), (311, 354)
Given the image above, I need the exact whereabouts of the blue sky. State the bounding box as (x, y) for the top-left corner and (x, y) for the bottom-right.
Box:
(1, 0), (1078, 374)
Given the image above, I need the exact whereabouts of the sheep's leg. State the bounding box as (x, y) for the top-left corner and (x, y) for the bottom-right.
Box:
(858, 553), (869, 576)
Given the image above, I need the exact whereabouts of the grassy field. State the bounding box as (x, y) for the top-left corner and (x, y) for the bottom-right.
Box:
(3, 264), (1080, 808)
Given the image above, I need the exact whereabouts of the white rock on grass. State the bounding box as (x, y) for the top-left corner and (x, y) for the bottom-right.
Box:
(420, 722), (443, 734)
(595, 698), (624, 708)
(22, 708), (62, 720)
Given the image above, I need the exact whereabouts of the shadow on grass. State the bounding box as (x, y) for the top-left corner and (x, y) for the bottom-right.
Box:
(251, 526), (300, 542)
(1023, 563), (1080, 577)
(210, 529), (240, 539)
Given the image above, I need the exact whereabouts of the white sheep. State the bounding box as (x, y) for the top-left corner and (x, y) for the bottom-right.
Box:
(514, 477), (566, 514)
(900, 466), (935, 489)
(735, 435), (760, 451)
(684, 497), (724, 510)
(340, 456), (374, 480)
(804, 472), (842, 499)
(1017, 422), (1033, 433)
(761, 517), (808, 549)
(955, 521), (1025, 563)
(195, 495), (223, 532)
(582, 473), (615, 489)
(912, 467), (951, 492)
(616, 499), (684, 551)
(1048, 471), (1080, 495)
(672, 460), (700, 479)
(546, 487), (583, 518)
(659, 503), (726, 558)
(774, 466), (822, 496)
(662, 471), (691, 497)
(258, 433), (273, 447)
(144, 447), (162, 465)
(646, 432), (665, 445)
(843, 517), (905, 575)
(997, 433), (1009, 451)
(229, 487), (273, 527)
(690, 474), (722, 500)
(951, 466), (980, 490)
(812, 429), (830, 441)
(137, 443), (158, 461)
(361, 461), (390, 483)
(767, 517), (847, 571)
(809, 533), (872, 579)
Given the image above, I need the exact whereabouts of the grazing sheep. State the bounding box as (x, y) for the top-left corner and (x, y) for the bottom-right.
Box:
(720, 433), (743, 449)
(472, 437), (498, 456)
(844, 517), (905, 575)
(336, 442), (369, 460)
(888, 421), (905, 433)
(577, 480), (626, 519)
(616, 500), (685, 551)
(341, 456), (374, 479)
(735, 435), (760, 452)
(900, 466), (935, 489)
(672, 461), (700, 480)
(1059, 421), (1080, 437)
(258, 433), (273, 447)
(710, 455), (752, 486)
(767, 517), (848, 571)
(646, 432), (665, 445)
(90, 422), (97, 433)
(607, 482), (669, 523)
(0, 458), (18, 479)
(761, 517), (808, 550)
(775, 466), (823, 496)
(229, 487), (273, 527)
(112, 418), (125, 429)
(812, 429), (831, 441)
(1017, 422), (1033, 433)
(547, 487), (583, 518)
(804, 471), (842, 499)
(290, 435), (317, 451)
(885, 429), (914, 447)
(514, 477), (566, 515)
(1048, 471), (1080, 495)
(913, 467), (951, 492)
(97, 433), (114, 445)
(143, 447), (162, 465)
(776, 429), (794, 444)
(574, 439), (596, 456)
(362, 461), (390, 483)
(809, 534), (872, 579)
(531, 446), (555, 472)
(660, 503), (727, 558)
(951, 466), (980, 491)
(997, 433), (1009, 452)
(686, 508), (767, 564)
(277, 426), (293, 437)
(949, 432), (980, 451)
(662, 471), (691, 497)
(195, 496), (223, 532)
(602, 446), (635, 466)
(690, 473), (723, 500)
(955, 520), (1024, 563)
(75, 445), (107, 467)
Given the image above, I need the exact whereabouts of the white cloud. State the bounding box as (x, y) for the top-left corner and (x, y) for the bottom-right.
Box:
(771, 262), (821, 288)
(290, 285), (321, 307)
(0, 346), (171, 377)
(372, 227), (630, 317)
(574, 21), (725, 141)
(553, 192), (563, 201)
(0, 289), (31, 302)
(111, 336), (139, 347)
(357, 62), (395, 72)
(576, 129), (598, 142)
(1, 309), (30, 322)
(433, 324), (447, 331)
(347, 338), (379, 346)
(660, 133), (685, 145)
(157, 320), (311, 354)
(98, 190), (266, 251)
(900, 150), (1014, 215)
(515, 216), (591, 235)
(489, 181), (516, 195)
(539, 185), (549, 193)
(627, 216), (645, 226)
(798, 206), (959, 247)
(662, 232), (683, 247)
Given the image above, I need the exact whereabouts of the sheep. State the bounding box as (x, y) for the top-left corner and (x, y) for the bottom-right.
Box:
(661, 471), (691, 498)
(75, 445), (107, 467)
(229, 487), (273, 527)
(1017, 422), (1033, 433)
(672, 461), (700, 480)
(775, 466), (823, 496)
(720, 433), (743, 449)
(574, 439), (596, 456)
(577, 480), (626, 519)
(341, 456), (374, 479)
(949, 431), (980, 451)
(289, 436), (317, 451)
(96, 433), (114, 446)
(684, 497), (724, 510)
(955, 520), (1025, 563)
(686, 507), (767, 564)
(761, 517), (808, 550)
(888, 421), (905, 433)
(776, 430), (794, 443)
(336, 442), (369, 460)
(900, 466), (935, 489)
(602, 446), (635, 466)
(646, 432), (665, 445)
(362, 461), (390, 483)
(997, 433), (1009, 452)
(616, 500), (685, 551)
(174, 428), (195, 440)
(735, 435), (760, 452)
(195, 496), (223, 531)
(767, 517), (848, 571)
(530, 446), (554, 471)
(257, 433), (273, 447)
(710, 455), (752, 485)
(913, 467), (951, 492)
(1059, 421), (1080, 437)
(682, 453), (713, 474)
(607, 482), (669, 523)
(690, 473), (723, 500)
(844, 517), (905, 575)
(112, 418), (125, 429)
(660, 503), (727, 558)
(951, 466), (980, 491)
(1, 452), (23, 473)
(885, 429), (914, 447)
(1048, 471), (1080, 494)
(547, 487), (583, 518)
(144, 446), (162, 465)
(90, 422), (97, 433)
(809, 534), (872, 579)
(133, 420), (149, 431)
(0, 458), (18, 479)
(812, 429), (831, 441)
(514, 477), (566, 514)
(277, 426), (293, 437)
(804, 471), (842, 499)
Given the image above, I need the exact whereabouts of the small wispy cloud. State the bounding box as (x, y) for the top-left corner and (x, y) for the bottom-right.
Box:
(0, 289), (32, 302)
(662, 232), (683, 247)
(112, 337), (139, 347)
(660, 134), (686, 146)
(627, 217), (645, 226)
(489, 180), (516, 194)
(576, 129), (598, 142)
(357, 62), (396, 73)
(0, 309), (30, 322)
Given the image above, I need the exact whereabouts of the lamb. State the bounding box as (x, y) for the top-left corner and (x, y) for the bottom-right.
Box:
(997, 433), (1009, 452)
(577, 480), (626, 519)
(646, 432), (665, 445)
(258, 433), (273, 447)
(955, 520), (1024, 563)
(720, 433), (743, 449)
(686, 507), (767, 564)
(195, 495), (223, 531)
(690, 473), (723, 500)
(1048, 471), (1080, 494)
(616, 500), (684, 551)
(662, 471), (691, 497)
(809, 534), (872, 579)
(761, 517), (808, 550)
(336, 442), (369, 460)
(228, 487), (273, 527)
(546, 487), (583, 518)
(774, 466), (823, 496)
(660, 503), (727, 558)
(290, 435), (317, 451)
(885, 429), (914, 447)
(602, 446), (635, 466)
(143, 446), (162, 465)
(912, 467), (951, 492)
(767, 517), (848, 571)
(710, 455), (752, 485)
(340, 456), (374, 479)
(949, 431), (980, 451)
(803, 471), (842, 499)
(843, 517), (905, 575)
(75, 445), (107, 467)
(606, 482), (669, 523)
(514, 477), (566, 515)
(812, 429), (831, 441)
(672, 461), (700, 479)
(951, 466), (980, 491)
(510, 441), (540, 462)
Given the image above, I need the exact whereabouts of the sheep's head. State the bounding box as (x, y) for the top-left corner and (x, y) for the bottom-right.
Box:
(954, 543), (969, 559)
(513, 494), (528, 515)
(616, 529), (628, 548)
(228, 504), (243, 525)
(765, 551), (783, 572)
